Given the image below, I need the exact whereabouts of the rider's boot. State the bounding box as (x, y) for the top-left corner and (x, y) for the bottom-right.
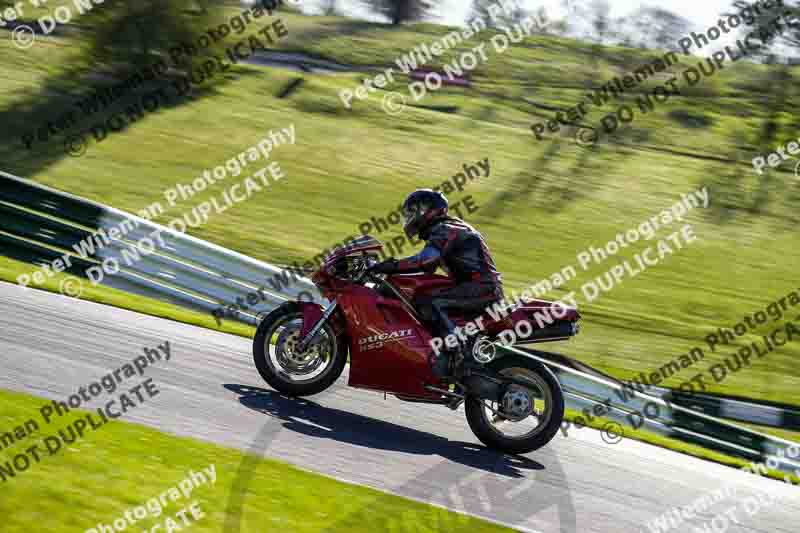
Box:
(430, 336), (485, 380)
(429, 346), (458, 380)
(453, 335), (484, 377)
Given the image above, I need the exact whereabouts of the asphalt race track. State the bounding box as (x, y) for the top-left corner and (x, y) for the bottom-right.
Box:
(1, 281), (797, 533)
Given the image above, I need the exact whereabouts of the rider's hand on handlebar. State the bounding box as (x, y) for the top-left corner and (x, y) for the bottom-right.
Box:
(367, 258), (399, 275)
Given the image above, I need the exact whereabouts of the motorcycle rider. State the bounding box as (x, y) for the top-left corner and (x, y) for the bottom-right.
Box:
(368, 189), (504, 378)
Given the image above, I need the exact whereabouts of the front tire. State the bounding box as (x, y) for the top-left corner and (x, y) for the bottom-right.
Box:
(465, 356), (565, 454)
(253, 302), (347, 396)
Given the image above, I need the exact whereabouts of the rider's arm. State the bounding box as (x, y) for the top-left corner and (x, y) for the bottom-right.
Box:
(371, 223), (457, 275)
(395, 244), (442, 273)
(372, 244), (442, 274)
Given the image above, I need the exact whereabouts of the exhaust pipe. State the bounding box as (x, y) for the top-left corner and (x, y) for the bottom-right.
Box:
(514, 321), (578, 345)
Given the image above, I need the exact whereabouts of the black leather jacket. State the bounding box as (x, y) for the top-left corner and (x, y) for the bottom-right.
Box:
(393, 217), (502, 286)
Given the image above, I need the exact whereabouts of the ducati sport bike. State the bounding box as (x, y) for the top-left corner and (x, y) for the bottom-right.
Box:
(253, 236), (581, 454)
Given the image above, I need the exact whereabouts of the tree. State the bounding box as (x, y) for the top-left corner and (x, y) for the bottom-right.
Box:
(364, 0), (434, 25)
(621, 7), (692, 51)
(469, 0), (528, 29)
(78, 0), (217, 69)
(708, 2), (800, 217)
(588, 0), (612, 44)
(569, 0), (613, 67)
(320, 0), (338, 15)
(562, 0), (617, 44)
(726, 0), (800, 58)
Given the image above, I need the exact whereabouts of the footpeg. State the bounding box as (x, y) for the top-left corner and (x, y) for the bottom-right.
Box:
(447, 397), (464, 411)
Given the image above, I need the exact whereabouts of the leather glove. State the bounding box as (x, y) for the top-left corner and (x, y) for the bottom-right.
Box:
(368, 259), (399, 275)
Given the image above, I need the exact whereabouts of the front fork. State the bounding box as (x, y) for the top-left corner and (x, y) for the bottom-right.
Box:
(294, 299), (339, 353)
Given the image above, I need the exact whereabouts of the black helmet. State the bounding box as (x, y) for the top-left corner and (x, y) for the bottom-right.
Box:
(402, 189), (448, 239)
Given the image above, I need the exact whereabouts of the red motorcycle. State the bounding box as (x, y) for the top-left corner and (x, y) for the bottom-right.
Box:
(253, 236), (580, 454)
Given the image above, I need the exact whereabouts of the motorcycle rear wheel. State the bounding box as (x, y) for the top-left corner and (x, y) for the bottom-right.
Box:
(253, 302), (347, 396)
(464, 356), (564, 454)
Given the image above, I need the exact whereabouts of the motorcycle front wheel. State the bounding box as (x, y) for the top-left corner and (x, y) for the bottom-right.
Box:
(464, 356), (565, 454)
(253, 302), (348, 396)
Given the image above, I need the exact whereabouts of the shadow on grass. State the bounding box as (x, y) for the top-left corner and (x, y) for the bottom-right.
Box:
(0, 15), (385, 180)
(697, 62), (800, 226)
(480, 124), (644, 218)
(698, 130), (800, 227)
(0, 57), (272, 179)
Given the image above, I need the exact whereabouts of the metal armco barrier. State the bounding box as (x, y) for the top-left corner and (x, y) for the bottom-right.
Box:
(0, 171), (321, 325)
(0, 171), (797, 477)
(516, 347), (800, 477)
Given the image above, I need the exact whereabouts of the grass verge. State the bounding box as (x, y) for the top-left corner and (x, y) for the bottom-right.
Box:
(0, 255), (255, 339)
(562, 409), (800, 485)
(0, 388), (513, 533)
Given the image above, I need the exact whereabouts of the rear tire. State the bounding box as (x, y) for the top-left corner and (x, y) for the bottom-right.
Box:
(464, 356), (564, 454)
(253, 302), (347, 397)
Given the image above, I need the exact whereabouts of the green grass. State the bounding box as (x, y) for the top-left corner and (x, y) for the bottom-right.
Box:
(731, 419), (800, 444)
(1, 6), (799, 410)
(562, 409), (800, 485)
(0, 388), (512, 533)
(0, 256), (256, 338)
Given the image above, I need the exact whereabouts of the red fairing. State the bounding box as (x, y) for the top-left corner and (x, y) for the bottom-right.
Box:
(323, 240), (382, 268)
(339, 285), (445, 397)
(304, 237), (579, 400)
(299, 302), (325, 338)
